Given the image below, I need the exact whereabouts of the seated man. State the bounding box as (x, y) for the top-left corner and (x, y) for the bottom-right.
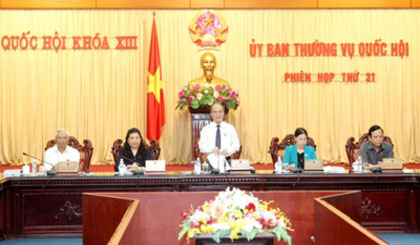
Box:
(44, 128), (80, 171)
(359, 125), (394, 169)
(198, 103), (240, 168)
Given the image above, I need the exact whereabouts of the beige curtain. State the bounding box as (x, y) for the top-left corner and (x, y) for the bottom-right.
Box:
(0, 10), (419, 165)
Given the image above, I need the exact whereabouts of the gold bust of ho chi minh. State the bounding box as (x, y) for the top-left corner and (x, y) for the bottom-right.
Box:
(188, 52), (230, 89)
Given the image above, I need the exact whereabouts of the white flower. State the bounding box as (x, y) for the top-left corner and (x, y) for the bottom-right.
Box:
(212, 222), (229, 231)
(277, 221), (286, 228)
(242, 218), (262, 233)
(213, 91), (220, 98)
(203, 89), (209, 94)
(197, 93), (203, 100)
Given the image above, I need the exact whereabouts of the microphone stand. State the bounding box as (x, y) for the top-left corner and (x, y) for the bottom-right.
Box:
(224, 156), (231, 189)
(23, 152), (56, 177)
(23, 152), (54, 168)
(115, 153), (144, 176)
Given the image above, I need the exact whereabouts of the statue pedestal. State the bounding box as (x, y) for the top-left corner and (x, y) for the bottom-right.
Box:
(188, 106), (228, 160)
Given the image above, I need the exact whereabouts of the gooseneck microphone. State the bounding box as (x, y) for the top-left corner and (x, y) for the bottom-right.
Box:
(22, 152), (56, 179)
(114, 153), (144, 175)
(23, 152), (54, 167)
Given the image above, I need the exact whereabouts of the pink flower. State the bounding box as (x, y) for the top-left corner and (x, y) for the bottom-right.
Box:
(194, 84), (201, 90)
(217, 96), (224, 103)
(236, 98), (240, 105)
(226, 96), (232, 101)
(181, 98), (187, 103)
(215, 85), (222, 91)
(189, 96), (195, 102)
(190, 90), (194, 95)
(229, 90), (237, 97)
(178, 91), (185, 98)
(183, 86), (188, 91)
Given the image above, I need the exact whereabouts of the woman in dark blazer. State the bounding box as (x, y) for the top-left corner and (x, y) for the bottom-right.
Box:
(114, 128), (153, 171)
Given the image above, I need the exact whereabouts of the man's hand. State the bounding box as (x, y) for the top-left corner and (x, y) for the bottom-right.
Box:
(220, 149), (228, 156)
(213, 147), (220, 154)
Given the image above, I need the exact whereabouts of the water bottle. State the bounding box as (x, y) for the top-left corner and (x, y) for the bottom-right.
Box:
(275, 157), (283, 171)
(357, 156), (362, 172)
(282, 159), (289, 171)
(352, 161), (357, 172)
(118, 159), (126, 175)
(194, 158), (201, 174)
(32, 160), (37, 176)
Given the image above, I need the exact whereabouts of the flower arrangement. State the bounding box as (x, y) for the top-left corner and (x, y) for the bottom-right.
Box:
(176, 84), (239, 110)
(178, 188), (292, 244)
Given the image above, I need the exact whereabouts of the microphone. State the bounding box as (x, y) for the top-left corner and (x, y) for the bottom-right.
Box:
(116, 154), (138, 164)
(115, 153), (144, 175)
(23, 152), (53, 166)
(371, 167), (382, 174)
(23, 152), (56, 176)
(292, 168), (303, 174)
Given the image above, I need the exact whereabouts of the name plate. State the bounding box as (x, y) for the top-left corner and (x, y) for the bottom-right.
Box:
(57, 161), (79, 173)
(382, 158), (403, 169)
(145, 160), (166, 174)
(231, 159), (250, 170)
(304, 159), (324, 171)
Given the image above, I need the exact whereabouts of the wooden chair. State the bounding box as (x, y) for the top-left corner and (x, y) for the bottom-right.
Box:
(193, 138), (242, 164)
(45, 136), (93, 172)
(111, 139), (160, 163)
(345, 133), (393, 164)
(268, 134), (317, 164)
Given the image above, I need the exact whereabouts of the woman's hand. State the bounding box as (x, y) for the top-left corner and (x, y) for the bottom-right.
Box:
(128, 163), (141, 171)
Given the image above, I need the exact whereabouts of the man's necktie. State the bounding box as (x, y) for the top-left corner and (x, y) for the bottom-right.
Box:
(215, 125), (221, 149)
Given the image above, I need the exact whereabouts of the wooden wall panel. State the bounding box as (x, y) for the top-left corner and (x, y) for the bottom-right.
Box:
(0, 0), (96, 9)
(318, 0), (411, 8)
(191, 0), (224, 9)
(225, 0), (317, 9)
(0, 0), (418, 9)
(97, 0), (190, 9)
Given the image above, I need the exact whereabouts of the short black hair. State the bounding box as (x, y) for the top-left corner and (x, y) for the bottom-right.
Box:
(294, 127), (308, 138)
(368, 125), (383, 136)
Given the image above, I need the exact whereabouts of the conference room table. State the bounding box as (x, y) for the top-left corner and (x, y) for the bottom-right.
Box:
(0, 171), (418, 239)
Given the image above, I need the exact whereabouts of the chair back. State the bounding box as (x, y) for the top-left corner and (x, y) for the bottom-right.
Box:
(111, 139), (160, 163)
(269, 134), (317, 164)
(45, 136), (93, 172)
(345, 133), (393, 164)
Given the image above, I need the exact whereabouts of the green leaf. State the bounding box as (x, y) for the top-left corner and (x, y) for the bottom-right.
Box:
(191, 100), (200, 109)
(241, 230), (250, 241)
(208, 86), (214, 94)
(250, 228), (258, 241)
(272, 227), (292, 245)
(177, 223), (190, 240)
(280, 229), (292, 245)
(212, 229), (230, 243)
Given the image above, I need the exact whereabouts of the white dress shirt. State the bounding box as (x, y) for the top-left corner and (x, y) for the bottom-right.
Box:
(44, 145), (80, 171)
(198, 121), (240, 157)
